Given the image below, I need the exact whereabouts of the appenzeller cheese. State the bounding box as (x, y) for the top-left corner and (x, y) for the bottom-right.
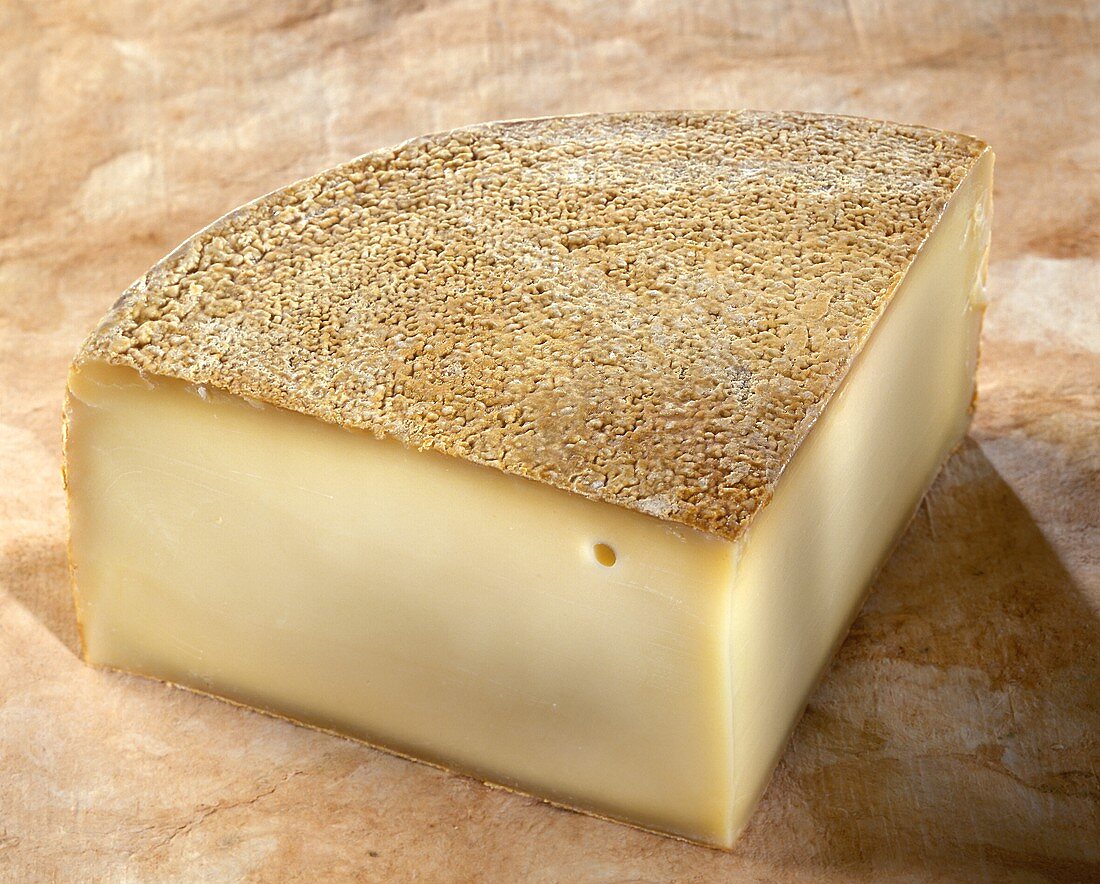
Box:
(64, 111), (993, 847)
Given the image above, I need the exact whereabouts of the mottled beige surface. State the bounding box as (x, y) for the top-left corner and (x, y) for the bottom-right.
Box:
(1, 1), (1098, 881)
(76, 110), (986, 539)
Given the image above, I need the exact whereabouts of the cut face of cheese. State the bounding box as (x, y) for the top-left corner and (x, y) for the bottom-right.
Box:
(67, 363), (738, 841)
(64, 112), (992, 847)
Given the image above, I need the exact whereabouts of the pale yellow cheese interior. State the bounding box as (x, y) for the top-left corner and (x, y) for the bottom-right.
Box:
(728, 151), (991, 835)
(65, 154), (991, 847)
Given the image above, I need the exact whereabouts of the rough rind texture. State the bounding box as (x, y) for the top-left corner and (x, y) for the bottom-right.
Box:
(77, 111), (986, 540)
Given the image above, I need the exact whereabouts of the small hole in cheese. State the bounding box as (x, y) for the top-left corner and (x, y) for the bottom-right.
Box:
(593, 543), (617, 567)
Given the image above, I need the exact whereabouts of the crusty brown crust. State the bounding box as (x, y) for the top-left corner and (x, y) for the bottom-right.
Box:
(77, 111), (986, 540)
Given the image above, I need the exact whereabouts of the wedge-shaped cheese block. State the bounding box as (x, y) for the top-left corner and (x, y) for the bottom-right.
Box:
(65, 111), (992, 847)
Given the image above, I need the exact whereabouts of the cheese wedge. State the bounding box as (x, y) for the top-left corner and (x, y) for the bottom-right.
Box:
(64, 112), (993, 847)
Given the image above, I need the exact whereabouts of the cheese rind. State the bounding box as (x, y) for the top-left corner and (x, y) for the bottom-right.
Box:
(65, 113), (993, 847)
(77, 111), (987, 541)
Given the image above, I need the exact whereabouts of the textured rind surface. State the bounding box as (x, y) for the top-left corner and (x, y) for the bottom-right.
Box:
(77, 110), (986, 539)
